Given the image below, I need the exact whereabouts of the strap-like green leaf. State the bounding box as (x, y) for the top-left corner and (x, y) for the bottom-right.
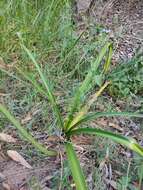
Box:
(68, 112), (143, 131)
(0, 104), (56, 156)
(65, 81), (110, 131)
(65, 142), (88, 190)
(103, 43), (113, 73)
(68, 127), (143, 157)
(65, 42), (112, 130)
(22, 44), (64, 129)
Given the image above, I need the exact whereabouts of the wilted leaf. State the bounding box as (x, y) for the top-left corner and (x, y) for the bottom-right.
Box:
(0, 133), (16, 143)
(7, 150), (32, 169)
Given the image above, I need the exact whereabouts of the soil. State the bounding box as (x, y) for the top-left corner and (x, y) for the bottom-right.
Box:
(76, 0), (143, 61)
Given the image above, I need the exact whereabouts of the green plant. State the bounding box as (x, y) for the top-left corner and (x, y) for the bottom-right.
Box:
(0, 40), (143, 190)
(107, 52), (143, 98)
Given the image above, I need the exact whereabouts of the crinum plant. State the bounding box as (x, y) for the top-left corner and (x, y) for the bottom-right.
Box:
(0, 40), (143, 190)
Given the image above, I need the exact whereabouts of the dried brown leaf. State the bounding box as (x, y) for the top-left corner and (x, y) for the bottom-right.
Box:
(0, 133), (16, 143)
(7, 150), (32, 169)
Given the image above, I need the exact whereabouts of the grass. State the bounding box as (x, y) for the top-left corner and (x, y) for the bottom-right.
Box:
(0, 0), (143, 189)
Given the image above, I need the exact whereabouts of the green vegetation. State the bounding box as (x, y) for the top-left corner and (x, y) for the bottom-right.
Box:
(107, 52), (143, 98)
(0, 0), (143, 189)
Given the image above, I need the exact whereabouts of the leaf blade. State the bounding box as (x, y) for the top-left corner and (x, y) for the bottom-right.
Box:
(7, 150), (32, 169)
(66, 81), (110, 131)
(65, 142), (88, 190)
(103, 43), (113, 73)
(0, 133), (16, 143)
(68, 127), (143, 157)
(65, 42), (112, 130)
(68, 112), (143, 130)
(21, 44), (64, 129)
(0, 104), (56, 156)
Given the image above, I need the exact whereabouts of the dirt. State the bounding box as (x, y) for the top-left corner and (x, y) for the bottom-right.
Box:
(76, 0), (143, 61)
(0, 154), (60, 190)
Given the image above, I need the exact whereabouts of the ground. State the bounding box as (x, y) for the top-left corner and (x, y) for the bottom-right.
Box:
(77, 0), (143, 60)
(0, 0), (143, 189)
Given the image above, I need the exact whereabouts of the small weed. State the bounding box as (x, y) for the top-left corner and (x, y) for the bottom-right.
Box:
(107, 51), (143, 98)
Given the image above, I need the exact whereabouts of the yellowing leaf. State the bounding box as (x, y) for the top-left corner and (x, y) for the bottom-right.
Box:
(7, 150), (32, 169)
(67, 81), (110, 131)
(0, 133), (16, 143)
